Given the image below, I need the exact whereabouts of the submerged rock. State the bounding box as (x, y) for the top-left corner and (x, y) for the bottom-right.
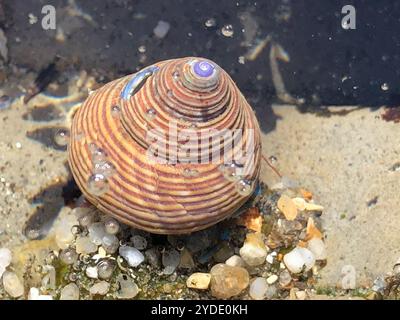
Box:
(90, 281), (110, 296)
(76, 236), (97, 254)
(225, 255), (246, 268)
(119, 246), (144, 267)
(3, 271), (24, 298)
(210, 263), (249, 299)
(117, 275), (139, 299)
(283, 247), (315, 274)
(239, 233), (268, 266)
(249, 277), (276, 300)
(60, 283), (80, 300)
(186, 273), (211, 290)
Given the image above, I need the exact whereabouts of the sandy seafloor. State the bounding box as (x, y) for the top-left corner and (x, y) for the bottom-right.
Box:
(0, 0), (400, 299)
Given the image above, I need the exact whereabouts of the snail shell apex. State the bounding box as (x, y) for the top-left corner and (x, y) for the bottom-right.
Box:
(68, 57), (261, 234)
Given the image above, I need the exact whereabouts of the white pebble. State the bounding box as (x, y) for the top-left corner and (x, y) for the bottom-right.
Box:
(28, 287), (53, 300)
(85, 266), (98, 279)
(307, 238), (327, 260)
(283, 247), (315, 274)
(266, 274), (278, 285)
(89, 281), (110, 295)
(249, 277), (276, 300)
(239, 233), (268, 266)
(186, 273), (211, 290)
(153, 20), (170, 39)
(60, 283), (80, 300)
(76, 236), (98, 254)
(54, 213), (79, 249)
(102, 234), (119, 254)
(3, 271), (24, 298)
(0, 248), (12, 278)
(266, 252), (276, 264)
(88, 222), (106, 245)
(225, 255), (245, 268)
(119, 246), (144, 267)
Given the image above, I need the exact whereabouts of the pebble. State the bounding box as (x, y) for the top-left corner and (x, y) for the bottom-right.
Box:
(279, 270), (292, 287)
(162, 249), (180, 275)
(266, 252), (277, 264)
(307, 238), (327, 260)
(85, 266), (98, 279)
(60, 283), (80, 300)
(295, 290), (308, 300)
(132, 235), (147, 250)
(0, 247), (12, 278)
(225, 255), (245, 268)
(239, 233), (268, 266)
(283, 247), (315, 273)
(249, 277), (276, 300)
(277, 195), (298, 221)
(88, 222), (106, 245)
(90, 281), (110, 296)
(104, 217), (120, 235)
(59, 248), (78, 265)
(54, 212), (79, 249)
(144, 248), (161, 268)
(3, 271), (24, 298)
(266, 274), (278, 285)
(28, 287), (53, 300)
(97, 259), (115, 279)
(186, 273), (211, 290)
(210, 263), (249, 299)
(372, 276), (386, 294)
(213, 242), (234, 262)
(117, 275), (139, 299)
(153, 20), (170, 39)
(119, 246), (144, 267)
(76, 236), (98, 254)
(178, 248), (195, 269)
(101, 234), (119, 254)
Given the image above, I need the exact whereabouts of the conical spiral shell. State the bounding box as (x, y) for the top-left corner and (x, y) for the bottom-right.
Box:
(68, 57), (261, 234)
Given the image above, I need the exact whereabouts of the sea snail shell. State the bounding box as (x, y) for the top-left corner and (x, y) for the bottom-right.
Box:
(68, 57), (261, 234)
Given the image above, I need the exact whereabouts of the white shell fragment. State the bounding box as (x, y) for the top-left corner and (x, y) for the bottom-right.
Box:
(283, 247), (315, 274)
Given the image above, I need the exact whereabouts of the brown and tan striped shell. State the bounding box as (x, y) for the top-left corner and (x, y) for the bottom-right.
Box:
(68, 57), (261, 234)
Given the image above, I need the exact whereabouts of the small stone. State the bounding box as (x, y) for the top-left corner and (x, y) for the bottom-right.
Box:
(307, 238), (327, 260)
(239, 233), (268, 266)
(266, 274), (278, 285)
(295, 290), (308, 300)
(54, 210), (79, 249)
(144, 248), (161, 268)
(279, 270), (292, 287)
(104, 217), (120, 235)
(210, 263), (249, 299)
(162, 249), (180, 275)
(283, 247), (315, 274)
(60, 283), (80, 300)
(292, 197), (306, 211)
(89, 281), (110, 296)
(0, 247), (12, 278)
(179, 248), (195, 269)
(153, 20), (170, 39)
(266, 252), (277, 264)
(117, 275), (139, 299)
(213, 242), (234, 263)
(131, 235), (147, 250)
(3, 271), (24, 298)
(88, 222), (106, 245)
(97, 259), (115, 279)
(372, 276), (386, 294)
(277, 195), (298, 221)
(119, 246), (144, 267)
(28, 287), (53, 300)
(186, 273), (211, 290)
(76, 236), (98, 254)
(225, 255), (245, 268)
(249, 277), (275, 300)
(85, 266), (98, 279)
(102, 234), (119, 254)
(59, 248), (78, 265)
